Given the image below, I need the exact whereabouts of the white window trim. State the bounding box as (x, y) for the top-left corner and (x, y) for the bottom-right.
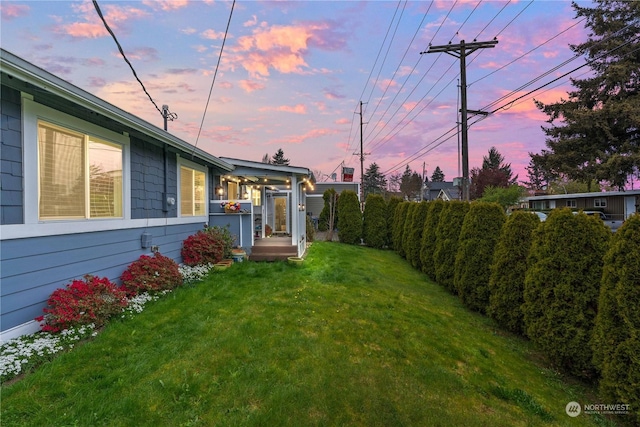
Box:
(177, 155), (208, 219)
(23, 95), (131, 228)
(1, 96), (212, 241)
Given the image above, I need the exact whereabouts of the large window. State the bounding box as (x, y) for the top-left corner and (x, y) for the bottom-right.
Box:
(180, 165), (206, 216)
(38, 121), (123, 220)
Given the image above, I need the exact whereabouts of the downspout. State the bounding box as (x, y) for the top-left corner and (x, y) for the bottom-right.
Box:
(162, 144), (169, 213)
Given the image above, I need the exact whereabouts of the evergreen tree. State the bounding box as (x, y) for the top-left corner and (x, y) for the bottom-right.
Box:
(401, 203), (418, 260)
(362, 194), (387, 249)
(522, 209), (610, 379)
(454, 202), (506, 313)
(532, 1), (640, 190)
(488, 211), (540, 334)
(271, 148), (290, 166)
(392, 202), (409, 256)
(420, 200), (445, 279)
(406, 201), (429, 270)
(336, 190), (362, 244)
(430, 166), (445, 182)
(434, 201), (470, 293)
(591, 215), (640, 424)
(470, 147), (517, 199)
(261, 153), (271, 164)
(386, 196), (403, 247)
(363, 163), (388, 199)
(399, 166), (422, 200)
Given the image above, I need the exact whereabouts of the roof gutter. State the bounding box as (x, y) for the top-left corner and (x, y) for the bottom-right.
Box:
(1, 48), (234, 172)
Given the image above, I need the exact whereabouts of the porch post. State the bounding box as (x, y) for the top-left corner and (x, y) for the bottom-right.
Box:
(290, 174), (298, 247)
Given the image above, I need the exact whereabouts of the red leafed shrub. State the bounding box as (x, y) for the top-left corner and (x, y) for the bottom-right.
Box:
(120, 253), (183, 296)
(35, 275), (127, 333)
(181, 229), (226, 266)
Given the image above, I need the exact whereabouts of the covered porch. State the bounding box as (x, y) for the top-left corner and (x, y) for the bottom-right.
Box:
(209, 158), (315, 260)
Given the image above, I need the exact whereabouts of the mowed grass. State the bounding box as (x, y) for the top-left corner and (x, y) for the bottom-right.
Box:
(1, 242), (618, 426)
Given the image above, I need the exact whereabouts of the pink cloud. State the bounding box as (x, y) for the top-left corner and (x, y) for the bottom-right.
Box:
(335, 118), (351, 125)
(324, 89), (345, 100)
(1, 3), (30, 20)
(142, 0), (189, 11)
(54, 2), (147, 39)
(201, 29), (226, 40)
(259, 104), (307, 114)
(239, 79), (266, 92)
(229, 21), (347, 77)
(244, 15), (258, 27)
(271, 128), (339, 145)
(117, 47), (158, 62)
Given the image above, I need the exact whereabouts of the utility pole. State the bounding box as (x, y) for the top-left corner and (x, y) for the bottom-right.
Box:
(161, 104), (178, 131)
(355, 101), (369, 207)
(421, 39), (498, 201)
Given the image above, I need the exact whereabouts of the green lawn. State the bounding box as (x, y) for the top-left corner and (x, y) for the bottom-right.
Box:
(0, 242), (620, 426)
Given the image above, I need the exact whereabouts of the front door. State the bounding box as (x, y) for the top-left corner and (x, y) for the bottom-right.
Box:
(274, 195), (289, 234)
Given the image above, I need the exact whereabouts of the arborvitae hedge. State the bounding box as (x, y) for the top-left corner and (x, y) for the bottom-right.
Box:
(406, 202), (430, 269)
(401, 203), (418, 259)
(420, 200), (445, 279)
(392, 202), (409, 255)
(434, 201), (469, 293)
(336, 190), (362, 245)
(591, 214), (640, 422)
(454, 202), (506, 313)
(487, 210), (540, 334)
(318, 188), (338, 232)
(386, 197), (402, 247)
(522, 209), (610, 379)
(363, 194), (387, 249)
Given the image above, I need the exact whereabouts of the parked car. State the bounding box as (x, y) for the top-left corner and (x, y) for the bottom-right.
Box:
(531, 211), (548, 222)
(573, 210), (623, 231)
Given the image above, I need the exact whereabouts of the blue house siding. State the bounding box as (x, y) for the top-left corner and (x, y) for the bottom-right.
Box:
(1, 85), (23, 225)
(130, 138), (177, 219)
(0, 222), (204, 331)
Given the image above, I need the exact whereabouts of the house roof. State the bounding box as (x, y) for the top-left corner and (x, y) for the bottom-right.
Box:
(219, 157), (315, 187)
(525, 190), (640, 201)
(0, 48), (234, 172)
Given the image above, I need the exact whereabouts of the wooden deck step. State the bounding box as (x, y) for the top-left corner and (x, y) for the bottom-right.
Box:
(249, 245), (297, 262)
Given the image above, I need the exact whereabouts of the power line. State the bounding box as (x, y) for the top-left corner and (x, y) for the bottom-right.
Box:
(469, 17), (586, 87)
(193, 0), (236, 151)
(92, 0), (165, 118)
(383, 37), (640, 177)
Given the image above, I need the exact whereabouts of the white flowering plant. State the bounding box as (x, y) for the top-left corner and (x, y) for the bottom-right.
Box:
(1, 261), (219, 383)
(0, 324), (98, 383)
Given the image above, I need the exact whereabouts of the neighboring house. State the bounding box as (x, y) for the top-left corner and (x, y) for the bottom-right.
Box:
(525, 191), (640, 221)
(424, 181), (461, 201)
(0, 49), (312, 341)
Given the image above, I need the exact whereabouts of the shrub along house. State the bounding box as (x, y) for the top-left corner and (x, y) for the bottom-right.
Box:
(0, 49), (312, 341)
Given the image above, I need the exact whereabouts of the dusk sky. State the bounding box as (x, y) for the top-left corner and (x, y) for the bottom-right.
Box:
(1, 0), (592, 184)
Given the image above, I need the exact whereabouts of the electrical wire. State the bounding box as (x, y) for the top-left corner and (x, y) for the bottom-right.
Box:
(469, 17), (586, 87)
(385, 37), (640, 176)
(342, 0), (404, 162)
(193, 0), (236, 152)
(92, 0), (163, 117)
